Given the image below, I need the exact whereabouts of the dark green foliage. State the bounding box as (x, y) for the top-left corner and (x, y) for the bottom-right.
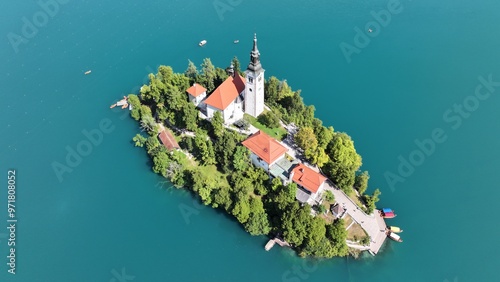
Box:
(132, 134), (147, 147)
(127, 94), (142, 120)
(194, 130), (216, 165)
(354, 171), (370, 195)
(325, 133), (362, 193)
(210, 111), (224, 139)
(185, 60), (198, 83)
(232, 56), (241, 74)
(214, 130), (238, 173)
(324, 190), (335, 202)
(363, 188), (381, 214)
(201, 58), (216, 92)
(232, 146), (250, 172)
(244, 197), (271, 235)
(257, 111), (280, 128)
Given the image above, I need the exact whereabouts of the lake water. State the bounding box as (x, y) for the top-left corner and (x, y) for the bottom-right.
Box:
(1, 0), (500, 281)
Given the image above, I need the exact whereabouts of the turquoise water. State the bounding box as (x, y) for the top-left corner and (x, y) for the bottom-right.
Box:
(1, 0), (500, 281)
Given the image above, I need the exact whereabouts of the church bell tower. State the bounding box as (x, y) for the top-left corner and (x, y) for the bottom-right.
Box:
(244, 33), (265, 118)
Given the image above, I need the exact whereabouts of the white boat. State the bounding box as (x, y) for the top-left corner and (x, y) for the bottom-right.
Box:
(387, 231), (403, 242)
(233, 40), (239, 44)
(84, 70), (92, 75)
(199, 40), (207, 47)
(368, 28), (373, 33)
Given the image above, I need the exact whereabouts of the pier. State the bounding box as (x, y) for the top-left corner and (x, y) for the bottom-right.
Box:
(325, 182), (387, 255)
(265, 237), (291, 251)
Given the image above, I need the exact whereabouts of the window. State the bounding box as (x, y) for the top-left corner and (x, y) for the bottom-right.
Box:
(248, 77), (253, 83)
(258, 76), (262, 82)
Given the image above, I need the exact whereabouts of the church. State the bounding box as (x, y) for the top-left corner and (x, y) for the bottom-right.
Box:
(185, 34), (265, 124)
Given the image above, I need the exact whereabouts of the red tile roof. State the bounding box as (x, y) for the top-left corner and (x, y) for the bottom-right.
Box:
(292, 163), (326, 193)
(204, 73), (245, 110)
(241, 130), (288, 165)
(158, 129), (180, 150)
(186, 83), (207, 97)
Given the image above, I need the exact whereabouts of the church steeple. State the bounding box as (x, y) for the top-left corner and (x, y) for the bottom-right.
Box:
(247, 33), (262, 73)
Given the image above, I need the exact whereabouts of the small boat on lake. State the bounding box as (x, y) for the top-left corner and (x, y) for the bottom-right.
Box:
(387, 231), (403, 242)
(380, 210), (397, 218)
(382, 208), (393, 213)
(199, 40), (207, 47)
(84, 70), (92, 75)
(388, 226), (403, 233)
(234, 40), (239, 44)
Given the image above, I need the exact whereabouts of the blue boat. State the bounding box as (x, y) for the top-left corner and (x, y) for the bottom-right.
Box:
(382, 208), (393, 213)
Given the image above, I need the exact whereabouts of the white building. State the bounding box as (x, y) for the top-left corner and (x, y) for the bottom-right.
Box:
(186, 83), (207, 107)
(244, 34), (265, 118)
(203, 73), (246, 124)
(241, 130), (288, 172)
(189, 34), (265, 124)
(291, 163), (327, 206)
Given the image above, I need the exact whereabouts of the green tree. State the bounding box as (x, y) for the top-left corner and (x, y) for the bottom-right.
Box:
(127, 94), (142, 120)
(363, 188), (381, 214)
(132, 134), (147, 147)
(185, 60), (198, 82)
(316, 126), (334, 149)
(258, 111), (280, 128)
(232, 56), (241, 74)
(324, 190), (335, 202)
(280, 203), (311, 246)
(354, 171), (370, 195)
(211, 111), (225, 138)
(326, 133), (362, 193)
(152, 151), (171, 176)
(213, 187), (233, 211)
(182, 101), (199, 131)
(232, 194), (251, 223)
(244, 197), (271, 235)
(214, 130), (238, 173)
(194, 130), (216, 165)
(264, 76), (281, 105)
(201, 58), (216, 92)
(233, 146), (250, 172)
(146, 136), (161, 155)
(140, 115), (157, 135)
(326, 219), (349, 257)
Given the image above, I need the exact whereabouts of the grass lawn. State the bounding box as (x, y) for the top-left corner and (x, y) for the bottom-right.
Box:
(347, 190), (365, 210)
(346, 222), (367, 242)
(244, 113), (287, 140)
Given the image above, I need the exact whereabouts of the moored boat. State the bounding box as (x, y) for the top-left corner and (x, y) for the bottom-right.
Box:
(199, 40), (207, 47)
(382, 211), (397, 218)
(387, 231), (403, 242)
(382, 208), (393, 213)
(389, 226), (403, 233)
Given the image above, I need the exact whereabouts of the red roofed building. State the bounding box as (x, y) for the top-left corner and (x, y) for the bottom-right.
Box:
(204, 73), (246, 124)
(186, 83), (207, 107)
(291, 163), (327, 205)
(241, 130), (288, 172)
(158, 129), (180, 151)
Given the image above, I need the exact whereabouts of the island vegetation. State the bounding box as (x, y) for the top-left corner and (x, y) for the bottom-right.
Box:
(127, 58), (380, 258)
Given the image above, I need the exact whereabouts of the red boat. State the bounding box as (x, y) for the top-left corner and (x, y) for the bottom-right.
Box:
(380, 210), (397, 218)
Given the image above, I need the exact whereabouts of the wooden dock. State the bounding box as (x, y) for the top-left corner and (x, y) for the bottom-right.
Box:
(265, 237), (290, 251)
(265, 239), (276, 251)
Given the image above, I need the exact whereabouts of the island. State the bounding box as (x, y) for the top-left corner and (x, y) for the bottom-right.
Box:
(125, 34), (390, 258)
